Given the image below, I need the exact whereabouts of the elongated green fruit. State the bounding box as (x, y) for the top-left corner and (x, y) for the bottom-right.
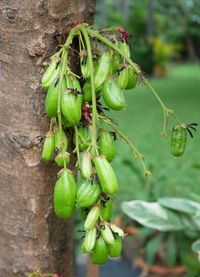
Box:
(80, 50), (90, 79)
(77, 179), (101, 207)
(54, 169), (77, 218)
(108, 235), (122, 257)
(73, 126), (91, 152)
(61, 89), (82, 125)
(42, 132), (55, 161)
(109, 223), (125, 238)
(81, 151), (93, 179)
(61, 115), (74, 128)
(68, 74), (83, 105)
(126, 66), (137, 90)
(91, 236), (108, 264)
(100, 198), (112, 222)
(82, 81), (101, 102)
(55, 152), (70, 167)
(119, 40), (130, 58)
(118, 64), (129, 89)
(98, 130), (115, 162)
(42, 59), (60, 89)
(111, 50), (120, 74)
(94, 51), (111, 90)
(84, 205), (100, 231)
(171, 124), (187, 157)
(45, 78), (67, 117)
(81, 241), (87, 253)
(94, 155), (118, 195)
(102, 76), (125, 111)
(54, 128), (68, 151)
(84, 227), (97, 252)
(80, 207), (90, 220)
(100, 221), (115, 245)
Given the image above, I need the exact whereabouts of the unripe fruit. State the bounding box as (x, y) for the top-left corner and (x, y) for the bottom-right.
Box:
(100, 221), (115, 245)
(42, 58), (60, 89)
(108, 235), (122, 257)
(126, 66), (137, 90)
(102, 76), (125, 111)
(80, 50), (90, 79)
(94, 155), (118, 195)
(100, 198), (112, 222)
(98, 129), (115, 162)
(81, 151), (93, 179)
(54, 128), (68, 152)
(77, 179), (101, 207)
(55, 152), (70, 167)
(94, 51), (111, 90)
(171, 124), (187, 157)
(84, 205), (100, 231)
(73, 126), (91, 151)
(42, 132), (55, 161)
(84, 227), (97, 252)
(109, 223), (125, 238)
(118, 64), (129, 89)
(91, 236), (108, 264)
(54, 169), (77, 218)
(119, 40), (130, 58)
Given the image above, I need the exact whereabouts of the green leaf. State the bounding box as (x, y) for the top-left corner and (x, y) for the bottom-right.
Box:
(122, 200), (184, 231)
(146, 233), (162, 265)
(166, 233), (177, 267)
(158, 198), (200, 215)
(192, 239), (200, 254)
(180, 213), (200, 231)
(193, 215), (200, 230)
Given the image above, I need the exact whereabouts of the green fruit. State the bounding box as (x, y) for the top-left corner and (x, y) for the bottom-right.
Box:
(109, 223), (125, 238)
(61, 115), (74, 128)
(118, 64), (129, 89)
(73, 126), (91, 151)
(82, 81), (92, 102)
(100, 222), (115, 245)
(84, 227), (97, 252)
(42, 59), (60, 89)
(55, 152), (70, 167)
(119, 40), (130, 58)
(126, 66), (137, 90)
(77, 179), (101, 207)
(111, 51), (120, 74)
(80, 207), (90, 220)
(98, 130), (115, 162)
(171, 124), (187, 157)
(42, 132), (55, 161)
(45, 78), (67, 117)
(81, 241), (87, 253)
(108, 235), (122, 257)
(54, 169), (77, 218)
(102, 76), (125, 111)
(54, 128), (68, 152)
(100, 198), (112, 222)
(81, 151), (93, 179)
(61, 89), (82, 125)
(89, 145), (97, 159)
(94, 51), (111, 90)
(94, 155), (118, 195)
(80, 50), (90, 79)
(84, 205), (100, 231)
(68, 74), (83, 105)
(91, 236), (108, 265)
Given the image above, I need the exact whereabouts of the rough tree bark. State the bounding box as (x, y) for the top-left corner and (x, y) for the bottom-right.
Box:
(0, 1), (96, 276)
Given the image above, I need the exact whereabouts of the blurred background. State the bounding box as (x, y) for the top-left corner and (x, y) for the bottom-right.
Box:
(76, 0), (200, 276)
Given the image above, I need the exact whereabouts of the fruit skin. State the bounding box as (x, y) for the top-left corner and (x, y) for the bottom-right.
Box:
(55, 152), (70, 167)
(102, 77), (125, 111)
(82, 82), (101, 103)
(80, 207), (90, 220)
(77, 179), (101, 207)
(108, 235), (122, 257)
(111, 50), (120, 74)
(45, 78), (67, 117)
(109, 223), (125, 238)
(98, 130), (115, 162)
(171, 124), (187, 157)
(42, 59), (60, 89)
(94, 155), (118, 195)
(119, 40), (130, 58)
(100, 198), (112, 222)
(91, 236), (108, 265)
(73, 126), (91, 152)
(94, 51), (111, 90)
(42, 132), (55, 161)
(100, 222), (115, 245)
(118, 64), (129, 89)
(54, 128), (68, 152)
(62, 115), (75, 128)
(84, 205), (100, 231)
(84, 227), (97, 252)
(54, 169), (77, 218)
(126, 66), (137, 90)
(80, 151), (93, 179)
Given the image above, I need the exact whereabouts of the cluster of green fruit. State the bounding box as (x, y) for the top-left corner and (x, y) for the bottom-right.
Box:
(41, 26), (138, 264)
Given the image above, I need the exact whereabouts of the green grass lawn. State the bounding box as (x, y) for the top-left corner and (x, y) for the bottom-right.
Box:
(103, 63), (200, 216)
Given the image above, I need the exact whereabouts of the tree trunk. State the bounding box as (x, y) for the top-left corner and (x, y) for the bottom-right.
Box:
(0, 1), (96, 276)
